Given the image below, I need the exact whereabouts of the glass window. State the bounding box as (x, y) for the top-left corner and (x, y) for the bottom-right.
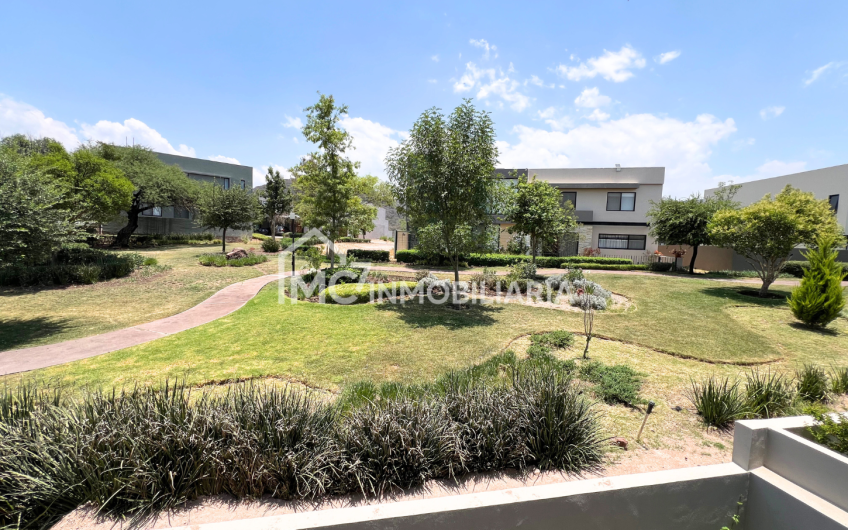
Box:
(829, 194), (839, 212)
(174, 207), (191, 219)
(598, 234), (646, 250)
(141, 204), (161, 217)
(241, 180), (246, 190)
(620, 192), (636, 211)
(223, 178), (230, 190)
(561, 192), (577, 208)
(607, 192), (636, 211)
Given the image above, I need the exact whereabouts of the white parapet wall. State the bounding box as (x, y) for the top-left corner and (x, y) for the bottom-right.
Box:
(170, 416), (848, 530)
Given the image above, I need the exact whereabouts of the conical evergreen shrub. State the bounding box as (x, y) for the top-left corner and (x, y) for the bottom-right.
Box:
(789, 235), (846, 328)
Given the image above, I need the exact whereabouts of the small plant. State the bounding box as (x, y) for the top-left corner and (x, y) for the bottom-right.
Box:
(808, 412), (848, 456)
(565, 267), (584, 285)
(796, 364), (829, 403)
(720, 497), (745, 530)
(506, 234), (530, 255)
(297, 246), (324, 270)
(510, 261), (537, 280)
(688, 376), (747, 429)
(578, 361), (643, 405)
(745, 370), (793, 418)
(261, 238), (282, 253)
(368, 271), (388, 282)
(830, 366), (848, 395)
(142, 257), (158, 267)
(569, 279), (611, 310)
(414, 269), (431, 282)
(789, 235), (846, 328)
(531, 330), (575, 350)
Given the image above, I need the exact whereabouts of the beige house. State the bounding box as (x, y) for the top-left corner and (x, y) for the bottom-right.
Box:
(495, 166), (665, 257)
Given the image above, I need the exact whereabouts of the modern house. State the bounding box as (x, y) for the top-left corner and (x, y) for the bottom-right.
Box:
(495, 166), (665, 257)
(104, 152), (254, 238)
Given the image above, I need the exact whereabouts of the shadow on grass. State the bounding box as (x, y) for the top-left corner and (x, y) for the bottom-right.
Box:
(374, 300), (504, 329)
(0, 317), (73, 351)
(788, 322), (840, 336)
(699, 286), (789, 307)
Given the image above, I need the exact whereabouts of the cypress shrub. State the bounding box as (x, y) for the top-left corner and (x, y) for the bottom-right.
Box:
(789, 236), (846, 328)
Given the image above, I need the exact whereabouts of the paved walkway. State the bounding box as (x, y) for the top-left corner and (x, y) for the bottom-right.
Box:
(0, 272), (292, 375)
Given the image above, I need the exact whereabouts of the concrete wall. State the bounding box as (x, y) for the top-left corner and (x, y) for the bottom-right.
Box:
(657, 245), (734, 271)
(363, 207), (391, 240)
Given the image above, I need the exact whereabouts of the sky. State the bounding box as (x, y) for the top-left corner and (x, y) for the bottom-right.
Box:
(1, 1), (846, 197)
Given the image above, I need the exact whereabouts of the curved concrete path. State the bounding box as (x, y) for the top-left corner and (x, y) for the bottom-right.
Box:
(0, 272), (291, 376)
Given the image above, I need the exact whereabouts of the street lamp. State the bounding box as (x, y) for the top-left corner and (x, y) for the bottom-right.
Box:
(288, 212), (297, 273)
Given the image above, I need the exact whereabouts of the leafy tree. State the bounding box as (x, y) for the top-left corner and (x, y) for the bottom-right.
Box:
(386, 99), (500, 283)
(647, 183), (739, 274)
(506, 173), (577, 264)
(290, 94), (367, 264)
(789, 235), (846, 327)
(348, 202), (378, 239)
(259, 166), (292, 240)
(196, 184), (260, 252)
(709, 185), (844, 296)
(0, 149), (81, 265)
(94, 144), (198, 247)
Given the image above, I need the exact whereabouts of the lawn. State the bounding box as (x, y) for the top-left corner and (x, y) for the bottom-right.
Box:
(0, 242), (302, 351)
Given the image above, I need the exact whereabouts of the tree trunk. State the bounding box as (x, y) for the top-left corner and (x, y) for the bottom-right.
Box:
(759, 276), (773, 297)
(583, 336), (591, 359)
(222, 227), (227, 253)
(688, 244), (699, 274)
(270, 221), (276, 242)
(113, 199), (141, 248)
(453, 255), (460, 284)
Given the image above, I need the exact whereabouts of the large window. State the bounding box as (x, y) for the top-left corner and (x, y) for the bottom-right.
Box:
(606, 192), (636, 211)
(598, 234), (646, 250)
(561, 191), (577, 208)
(174, 206), (191, 219)
(830, 194), (839, 212)
(141, 204), (162, 217)
(240, 179), (246, 190)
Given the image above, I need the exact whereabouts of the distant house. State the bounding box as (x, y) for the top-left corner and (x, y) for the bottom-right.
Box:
(494, 166), (665, 257)
(104, 152), (254, 238)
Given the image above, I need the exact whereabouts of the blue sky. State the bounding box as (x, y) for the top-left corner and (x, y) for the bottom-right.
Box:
(1, 1), (846, 197)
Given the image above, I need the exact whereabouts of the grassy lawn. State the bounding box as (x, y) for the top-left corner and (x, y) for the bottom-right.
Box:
(0, 242), (302, 351)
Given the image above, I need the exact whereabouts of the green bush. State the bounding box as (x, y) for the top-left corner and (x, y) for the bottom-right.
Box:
(0, 247), (143, 287)
(560, 257), (633, 265)
(830, 366), (848, 395)
(300, 266), (364, 286)
(324, 281), (417, 304)
(346, 249), (390, 262)
(647, 261), (674, 272)
(336, 237), (370, 243)
(808, 412), (848, 456)
(560, 262), (649, 271)
(796, 364), (829, 402)
(744, 370), (794, 419)
(531, 331), (575, 350)
(789, 237), (846, 328)
(688, 376), (747, 428)
(0, 370), (604, 528)
(261, 238), (282, 253)
(578, 362), (643, 405)
(142, 257), (158, 267)
(199, 252), (268, 267)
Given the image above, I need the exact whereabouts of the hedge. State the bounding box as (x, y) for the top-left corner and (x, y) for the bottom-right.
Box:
(781, 260), (848, 279)
(0, 247), (144, 287)
(347, 249), (390, 262)
(567, 264), (649, 271)
(199, 253), (269, 267)
(395, 250), (566, 268)
(560, 256), (633, 265)
(336, 237), (370, 243)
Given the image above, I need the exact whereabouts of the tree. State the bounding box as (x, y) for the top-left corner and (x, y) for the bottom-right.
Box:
(647, 183), (740, 274)
(386, 99), (501, 283)
(709, 185), (843, 296)
(0, 148), (81, 265)
(196, 184), (260, 252)
(506, 173), (577, 264)
(290, 94), (367, 264)
(259, 166), (292, 240)
(94, 144), (198, 247)
(789, 235), (846, 328)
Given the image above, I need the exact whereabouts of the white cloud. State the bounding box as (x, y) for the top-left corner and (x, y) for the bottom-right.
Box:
(431, 54), (440, 62)
(209, 155), (240, 164)
(555, 45), (646, 82)
(585, 109), (610, 121)
(427, 79), (438, 84)
(0, 94), (80, 147)
(655, 50), (681, 64)
(715, 160), (807, 184)
(253, 164), (292, 186)
(498, 113), (737, 197)
(454, 62), (531, 111)
(292, 137), (299, 144)
(469, 38), (497, 59)
(804, 62), (841, 85)
(340, 116), (406, 178)
(759, 106), (785, 120)
(283, 115), (303, 128)
(574, 87), (611, 108)
(536, 107), (573, 131)
(79, 118), (195, 156)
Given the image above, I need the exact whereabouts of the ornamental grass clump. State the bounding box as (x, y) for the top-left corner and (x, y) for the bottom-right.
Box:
(796, 363), (829, 403)
(688, 376), (748, 429)
(830, 366), (848, 395)
(744, 369), (794, 419)
(789, 235), (846, 328)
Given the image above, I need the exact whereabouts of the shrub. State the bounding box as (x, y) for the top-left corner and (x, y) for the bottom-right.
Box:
(261, 238), (282, 253)
(0, 248), (143, 287)
(531, 331), (575, 350)
(414, 269), (431, 282)
(647, 261), (674, 272)
(510, 261), (537, 280)
(569, 279), (612, 310)
(324, 281), (417, 304)
(469, 267), (498, 290)
(199, 252), (268, 267)
(688, 377), (747, 428)
(744, 370), (794, 418)
(796, 364), (829, 402)
(808, 412), (848, 456)
(560, 257), (633, 265)
(142, 257), (158, 267)
(789, 236), (846, 328)
(578, 362), (643, 405)
(297, 247), (324, 270)
(336, 237), (370, 243)
(830, 366), (848, 395)
(561, 262), (649, 271)
(346, 249), (390, 262)
(505, 234), (530, 255)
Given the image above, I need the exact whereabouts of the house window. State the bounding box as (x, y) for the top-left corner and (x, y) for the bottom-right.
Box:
(174, 207), (191, 219)
(829, 194), (839, 212)
(141, 205), (162, 217)
(223, 178), (230, 190)
(607, 192), (636, 211)
(241, 180), (246, 189)
(598, 234), (646, 250)
(561, 192), (577, 209)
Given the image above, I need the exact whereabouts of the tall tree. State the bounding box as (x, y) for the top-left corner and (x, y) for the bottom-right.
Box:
(709, 185), (844, 296)
(290, 93), (366, 264)
(506, 173), (577, 264)
(647, 183), (739, 274)
(94, 144), (198, 247)
(196, 184), (260, 252)
(259, 167), (292, 241)
(385, 99), (500, 283)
